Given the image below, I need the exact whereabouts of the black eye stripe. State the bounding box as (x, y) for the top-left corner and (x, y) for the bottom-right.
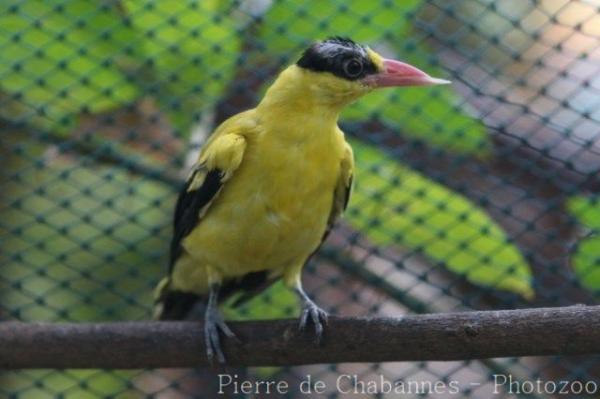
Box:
(296, 37), (378, 81)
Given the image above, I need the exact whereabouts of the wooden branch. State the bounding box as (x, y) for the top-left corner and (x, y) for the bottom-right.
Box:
(1, 305), (599, 369)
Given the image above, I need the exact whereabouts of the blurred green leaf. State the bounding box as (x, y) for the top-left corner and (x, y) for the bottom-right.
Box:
(122, 0), (241, 136)
(258, 0), (490, 155)
(348, 140), (533, 298)
(0, 1), (140, 133)
(344, 85), (488, 155)
(570, 235), (600, 293)
(567, 196), (600, 292)
(568, 196), (600, 230)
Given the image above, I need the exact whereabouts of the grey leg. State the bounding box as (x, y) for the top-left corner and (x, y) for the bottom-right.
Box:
(204, 283), (237, 364)
(296, 285), (328, 344)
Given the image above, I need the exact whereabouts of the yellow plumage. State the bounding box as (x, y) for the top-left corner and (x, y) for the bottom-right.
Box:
(166, 65), (357, 295)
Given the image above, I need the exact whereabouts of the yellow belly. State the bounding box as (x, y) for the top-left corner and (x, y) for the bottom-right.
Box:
(172, 129), (345, 294)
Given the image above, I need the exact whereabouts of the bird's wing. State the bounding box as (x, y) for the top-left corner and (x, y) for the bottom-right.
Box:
(322, 141), (354, 242)
(168, 115), (252, 271)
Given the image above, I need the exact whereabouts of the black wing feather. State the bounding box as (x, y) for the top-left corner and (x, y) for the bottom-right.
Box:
(169, 168), (223, 271)
(342, 175), (353, 211)
(321, 175), (353, 244)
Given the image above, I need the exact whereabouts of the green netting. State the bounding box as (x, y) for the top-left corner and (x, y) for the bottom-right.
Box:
(1, 0), (600, 397)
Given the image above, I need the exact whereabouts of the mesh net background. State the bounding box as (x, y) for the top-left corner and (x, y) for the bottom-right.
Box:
(1, 0), (600, 397)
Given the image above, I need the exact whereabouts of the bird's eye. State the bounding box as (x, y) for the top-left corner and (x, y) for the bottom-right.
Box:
(343, 59), (363, 78)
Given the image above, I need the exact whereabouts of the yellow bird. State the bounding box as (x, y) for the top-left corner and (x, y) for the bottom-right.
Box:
(154, 37), (450, 362)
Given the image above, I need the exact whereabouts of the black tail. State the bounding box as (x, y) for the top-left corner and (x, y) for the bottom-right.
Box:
(154, 271), (275, 320)
(155, 290), (204, 320)
(153, 277), (204, 320)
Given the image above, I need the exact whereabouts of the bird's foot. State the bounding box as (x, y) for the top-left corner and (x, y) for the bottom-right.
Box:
(299, 299), (328, 344)
(204, 307), (238, 364)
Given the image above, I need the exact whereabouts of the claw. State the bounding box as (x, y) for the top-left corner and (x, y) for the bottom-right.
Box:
(204, 300), (238, 364)
(218, 318), (240, 341)
(299, 300), (328, 344)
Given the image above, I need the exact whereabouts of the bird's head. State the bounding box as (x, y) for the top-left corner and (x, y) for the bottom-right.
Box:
(263, 37), (450, 111)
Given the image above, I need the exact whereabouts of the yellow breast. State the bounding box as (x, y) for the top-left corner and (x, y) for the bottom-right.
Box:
(180, 111), (346, 283)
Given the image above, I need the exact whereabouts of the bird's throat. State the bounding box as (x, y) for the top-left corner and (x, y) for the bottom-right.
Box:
(257, 66), (349, 119)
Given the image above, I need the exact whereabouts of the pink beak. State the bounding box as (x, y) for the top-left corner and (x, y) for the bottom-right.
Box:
(364, 58), (451, 88)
